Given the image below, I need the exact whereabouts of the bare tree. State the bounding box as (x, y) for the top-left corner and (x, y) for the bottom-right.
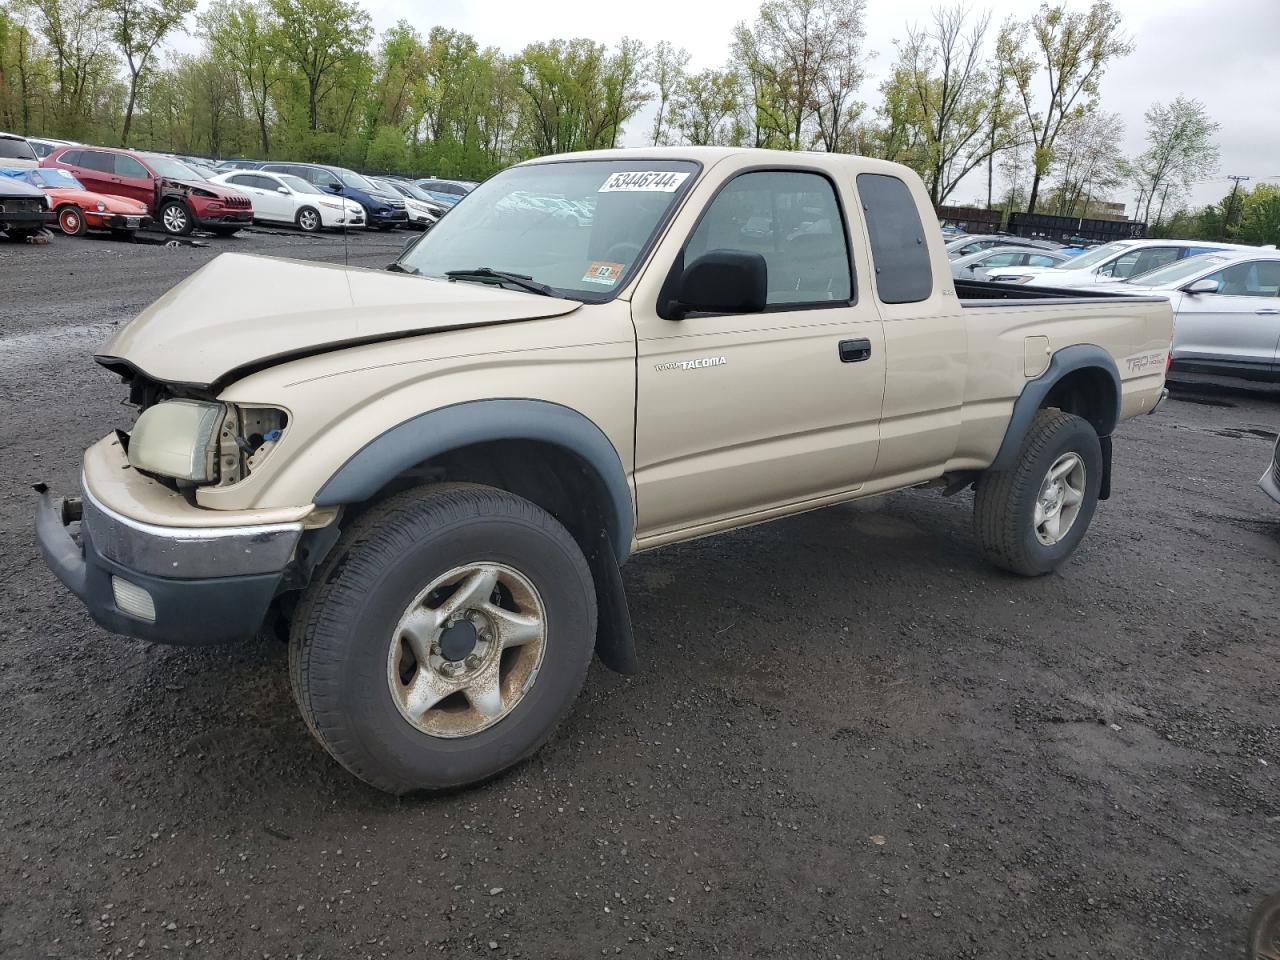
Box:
(105, 0), (196, 145)
(731, 0), (866, 150)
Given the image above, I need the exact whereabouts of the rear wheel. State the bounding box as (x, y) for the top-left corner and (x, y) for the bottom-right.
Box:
(289, 483), (597, 794)
(57, 205), (87, 237)
(973, 410), (1102, 576)
(159, 200), (193, 236)
(295, 206), (321, 232)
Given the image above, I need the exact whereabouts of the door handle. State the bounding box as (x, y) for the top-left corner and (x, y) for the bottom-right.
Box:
(839, 338), (872, 362)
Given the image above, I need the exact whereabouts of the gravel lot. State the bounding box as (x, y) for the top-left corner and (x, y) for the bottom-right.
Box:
(1, 228), (1276, 959)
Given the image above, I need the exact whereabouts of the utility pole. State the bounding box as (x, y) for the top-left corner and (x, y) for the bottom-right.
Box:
(1224, 175), (1250, 240)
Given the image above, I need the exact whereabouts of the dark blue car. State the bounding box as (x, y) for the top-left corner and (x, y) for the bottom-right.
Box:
(260, 162), (408, 230)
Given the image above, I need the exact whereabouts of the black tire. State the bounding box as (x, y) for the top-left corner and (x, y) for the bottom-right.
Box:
(289, 482), (597, 794)
(295, 206), (322, 233)
(973, 409), (1102, 576)
(158, 200), (193, 236)
(57, 205), (87, 237)
(5, 228), (39, 242)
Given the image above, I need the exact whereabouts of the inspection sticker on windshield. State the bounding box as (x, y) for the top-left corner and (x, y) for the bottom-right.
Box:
(598, 171), (690, 193)
(582, 261), (625, 285)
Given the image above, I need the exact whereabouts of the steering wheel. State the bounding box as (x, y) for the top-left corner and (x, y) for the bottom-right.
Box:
(602, 241), (642, 264)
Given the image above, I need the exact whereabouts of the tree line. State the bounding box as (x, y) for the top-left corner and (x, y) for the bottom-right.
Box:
(1, 0), (1267, 240)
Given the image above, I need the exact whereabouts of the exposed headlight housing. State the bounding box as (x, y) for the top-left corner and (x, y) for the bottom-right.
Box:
(127, 400), (225, 482)
(127, 400), (289, 485)
(96, 201), (106, 212)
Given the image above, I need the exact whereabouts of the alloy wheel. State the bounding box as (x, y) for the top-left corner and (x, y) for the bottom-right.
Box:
(1034, 452), (1086, 545)
(387, 563), (547, 739)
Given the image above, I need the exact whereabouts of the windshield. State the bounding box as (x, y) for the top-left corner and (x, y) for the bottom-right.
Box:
(334, 167), (377, 191)
(1057, 241), (1132, 271)
(0, 137), (37, 161)
(280, 174), (322, 195)
(30, 168), (84, 190)
(397, 160), (698, 301)
(145, 155), (201, 180)
(1123, 253), (1232, 287)
(394, 181), (436, 203)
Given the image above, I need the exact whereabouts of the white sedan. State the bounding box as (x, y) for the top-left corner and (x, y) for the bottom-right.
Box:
(209, 170), (365, 232)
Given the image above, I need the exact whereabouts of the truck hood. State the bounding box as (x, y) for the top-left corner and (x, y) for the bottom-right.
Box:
(97, 253), (581, 389)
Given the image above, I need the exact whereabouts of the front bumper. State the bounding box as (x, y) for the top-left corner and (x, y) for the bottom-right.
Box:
(88, 213), (148, 230)
(36, 483), (302, 645)
(1, 208), (54, 229)
(195, 210), (253, 227)
(366, 209), (409, 227)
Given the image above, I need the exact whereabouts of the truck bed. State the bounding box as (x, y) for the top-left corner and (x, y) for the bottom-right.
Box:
(954, 278), (1166, 304)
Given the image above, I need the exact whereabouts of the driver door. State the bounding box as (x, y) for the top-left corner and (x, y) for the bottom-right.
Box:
(630, 167), (885, 542)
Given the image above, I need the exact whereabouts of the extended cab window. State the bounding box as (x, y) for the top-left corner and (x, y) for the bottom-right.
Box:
(857, 173), (933, 304)
(685, 170), (851, 307)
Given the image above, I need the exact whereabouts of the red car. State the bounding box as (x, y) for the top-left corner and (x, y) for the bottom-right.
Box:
(5, 166), (149, 238)
(41, 146), (253, 237)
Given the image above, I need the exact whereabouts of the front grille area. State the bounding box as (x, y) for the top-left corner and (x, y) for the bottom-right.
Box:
(0, 198), (42, 214)
(225, 196), (252, 209)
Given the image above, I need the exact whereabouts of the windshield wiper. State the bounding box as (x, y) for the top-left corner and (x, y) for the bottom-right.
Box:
(445, 267), (554, 297)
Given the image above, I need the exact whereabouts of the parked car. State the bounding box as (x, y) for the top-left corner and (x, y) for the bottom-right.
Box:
(950, 245), (1070, 281)
(414, 177), (477, 207)
(0, 173), (52, 239)
(259, 162), (407, 230)
(1106, 250), (1280, 381)
(36, 147), (1172, 794)
(209, 169), (365, 232)
(381, 177), (450, 218)
(368, 176), (438, 228)
(27, 136), (78, 159)
(41, 146), (253, 236)
(945, 233), (1060, 259)
(176, 157), (221, 180)
(1, 166), (149, 237)
(0, 131), (39, 169)
(989, 238), (1248, 287)
(215, 159), (266, 172)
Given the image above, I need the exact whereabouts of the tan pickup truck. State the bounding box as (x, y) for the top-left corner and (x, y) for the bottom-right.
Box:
(37, 148), (1173, 793)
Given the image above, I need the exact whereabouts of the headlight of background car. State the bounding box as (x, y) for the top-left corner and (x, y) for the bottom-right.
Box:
(127, 399), (224, 482)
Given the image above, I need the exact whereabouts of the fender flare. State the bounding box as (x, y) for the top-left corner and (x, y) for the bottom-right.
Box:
(989, 343), (1122, 473)
(314, 398), (635, 564)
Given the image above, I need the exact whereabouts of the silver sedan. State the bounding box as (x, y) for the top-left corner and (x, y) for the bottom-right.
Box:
(1109, 250), (1280, 380)
(950, 246), (1070, 281)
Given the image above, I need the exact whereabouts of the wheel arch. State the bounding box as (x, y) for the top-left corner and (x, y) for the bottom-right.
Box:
(312, 399), (638, 673)
(990, 344), (1121, 472)
(314, 399), (634, 563)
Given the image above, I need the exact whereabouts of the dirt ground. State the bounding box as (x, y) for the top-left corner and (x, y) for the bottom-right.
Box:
(1, 228), (1276, 959)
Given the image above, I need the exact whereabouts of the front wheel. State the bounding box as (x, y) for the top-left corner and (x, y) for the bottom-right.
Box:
(57, 206), (87, 236)
(159, 200), (193, 236)
(973, 410), (1102, 576)
(295, 206), (321, 233)
(289, 483), (597, 794)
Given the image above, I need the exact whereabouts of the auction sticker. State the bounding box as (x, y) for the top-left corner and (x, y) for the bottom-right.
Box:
(598, 171), (690, 193)
(582, 261), (625, 285)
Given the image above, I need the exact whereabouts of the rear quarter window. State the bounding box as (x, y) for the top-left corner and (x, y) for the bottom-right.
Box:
(856, 173), (933, 304)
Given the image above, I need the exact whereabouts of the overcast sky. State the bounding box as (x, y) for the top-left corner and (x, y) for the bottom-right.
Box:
(184, 0), (1280, 213)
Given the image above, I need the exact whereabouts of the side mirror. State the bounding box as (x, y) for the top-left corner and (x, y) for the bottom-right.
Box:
(326, 182), (342, 194)
(666, 250), (767, 320)
(276, 186), (289, 195)
(1185, 277), (1220, 294)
